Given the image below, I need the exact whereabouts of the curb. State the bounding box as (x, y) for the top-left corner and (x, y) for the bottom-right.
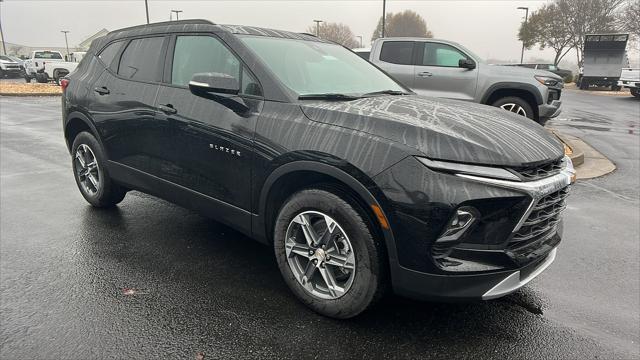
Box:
(549, 129), (616, 180)
(551, 130), (584, 167)
(0, 93), (61, 97)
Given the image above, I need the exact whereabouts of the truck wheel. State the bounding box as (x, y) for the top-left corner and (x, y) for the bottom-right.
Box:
(631, 88), (640, 99)
(35, 73), (48, 83)
(24, 74), (32, 83)
(580, 79), (589, 90)
(273, 188), (387, 319)
(492, 97), (534, 120)
(611, 84), (621, 92)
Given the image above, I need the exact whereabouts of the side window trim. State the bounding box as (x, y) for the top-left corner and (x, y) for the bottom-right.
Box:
(97, 40), (125, 70)
(419, 41), (470, 68)
(114, 35), (170, 84)
(162, 32), (263, 98)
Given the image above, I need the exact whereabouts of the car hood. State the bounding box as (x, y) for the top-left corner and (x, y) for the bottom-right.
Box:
(300, 95), (564, 168)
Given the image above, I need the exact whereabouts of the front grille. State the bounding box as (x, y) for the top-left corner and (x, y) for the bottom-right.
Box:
(508, 186), (569, 257)
(513, 158), (563, 181)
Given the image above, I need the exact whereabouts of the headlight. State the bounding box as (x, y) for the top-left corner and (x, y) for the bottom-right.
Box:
(534, 75), (561, 87)
(417, 157), (521, 181)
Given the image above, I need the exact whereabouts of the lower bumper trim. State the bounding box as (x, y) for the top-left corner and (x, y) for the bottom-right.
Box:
(482, 247), (557, 300)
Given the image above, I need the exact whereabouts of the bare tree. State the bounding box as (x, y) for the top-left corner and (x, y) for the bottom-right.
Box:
(617, 0), (640, 50)
(558, 0), (625, 66)
(371, 10), (434, 41)
(519, 3), (574, 65)
(305, 22), (359, 48)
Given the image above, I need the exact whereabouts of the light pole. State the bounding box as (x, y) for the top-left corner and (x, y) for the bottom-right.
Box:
(61, 30), (70, 60)
(171, 9), (183, 21)
(313, 20), (323, 37)
(356, 36), (363, 48)
(517, 6), (529, 63)
(0, 0), (7, 55)
(381, 0), (386, 38)
(144, 0), (149, 24)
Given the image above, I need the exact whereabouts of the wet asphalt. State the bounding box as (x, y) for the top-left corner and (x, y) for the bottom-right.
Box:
(1, 89), (638, 359)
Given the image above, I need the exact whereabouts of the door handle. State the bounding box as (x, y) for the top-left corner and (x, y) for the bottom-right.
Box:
(94, 86), (110, 95)
(417, 72), (433, 77)
(159, 104), (177, 115)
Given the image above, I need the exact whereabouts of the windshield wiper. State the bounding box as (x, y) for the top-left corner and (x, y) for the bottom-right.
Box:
(361, 89), (409, 97)
(298, 93), (361, 101)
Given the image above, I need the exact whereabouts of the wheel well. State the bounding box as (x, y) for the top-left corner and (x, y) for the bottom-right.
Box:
(53, 69), (69, 78)
(485, 88), (539, 119)
(264, 170), (385, 246)
(64, 118), (94, 151)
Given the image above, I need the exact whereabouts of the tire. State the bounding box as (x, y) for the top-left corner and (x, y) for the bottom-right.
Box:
(24, 74), (31, 83)
(0, 69), (5, 78)
(492, 96), (535, 120)
(273, 188), (386, 319)
(35, 72), (48, 83)
(71, 132), (126, 207)
(631, 88), (640, 99)
(580, 79), (589, 90)
(611, 85), (621, 92)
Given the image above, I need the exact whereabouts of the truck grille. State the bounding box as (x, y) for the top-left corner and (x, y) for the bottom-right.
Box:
(513, 158), (563, 181)
(508, 186), (569, 256)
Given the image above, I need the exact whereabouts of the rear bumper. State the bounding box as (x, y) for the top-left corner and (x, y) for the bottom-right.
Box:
(392, 247), (558, 301)
(539, 100), (562, 120)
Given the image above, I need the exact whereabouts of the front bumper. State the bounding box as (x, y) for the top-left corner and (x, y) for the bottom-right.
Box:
(393, 247), (557, 300)
(617, 80), (639, 89)
(539, 100), (562, 120)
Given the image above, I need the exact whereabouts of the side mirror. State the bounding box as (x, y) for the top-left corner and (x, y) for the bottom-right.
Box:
(459, 59), (476, 70)
(189, 72), (249, 114)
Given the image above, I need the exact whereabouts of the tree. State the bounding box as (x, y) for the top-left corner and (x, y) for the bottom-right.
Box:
(617, 0), (640, 44)
(371, 10), (433, 41)
(305, 22), (359, 48)
(558, 0), (625, 66)
(519, 3), (574, 65)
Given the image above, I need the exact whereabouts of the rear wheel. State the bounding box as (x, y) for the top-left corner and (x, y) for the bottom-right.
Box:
(580, 78), (589, 90)
(492, 96), (534, 120)
(71, 132), (126, 207)
(631, 87), (640, 99)
(273, 188), (386, 319)
(35, 72), (48, 83)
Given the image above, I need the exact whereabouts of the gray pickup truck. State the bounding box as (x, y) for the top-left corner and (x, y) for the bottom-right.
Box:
(365, 38), (563, 124)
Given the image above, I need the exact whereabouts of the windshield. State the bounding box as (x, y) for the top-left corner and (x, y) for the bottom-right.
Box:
(0, 56), (12, 61)
(34, 52), (63, 60)
(239, 36), (405, 97)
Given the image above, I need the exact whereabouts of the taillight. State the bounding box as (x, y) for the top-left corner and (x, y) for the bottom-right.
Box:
(60, 78), (70, 91)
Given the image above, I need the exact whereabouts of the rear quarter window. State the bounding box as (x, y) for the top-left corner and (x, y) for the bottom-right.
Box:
(98, 41), (124, 69)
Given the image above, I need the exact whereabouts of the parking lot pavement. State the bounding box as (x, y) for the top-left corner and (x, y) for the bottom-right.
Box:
(1, 94), (638, 359)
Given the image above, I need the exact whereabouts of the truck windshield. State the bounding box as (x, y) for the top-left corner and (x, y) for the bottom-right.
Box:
(239, 36), (405, 97)
(34, 52), (63, 60)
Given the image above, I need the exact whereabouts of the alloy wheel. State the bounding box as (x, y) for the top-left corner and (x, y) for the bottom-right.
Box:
(500, 103), (528, 117)
(75, 144), (100, 196)
(284, 211), (356, 300)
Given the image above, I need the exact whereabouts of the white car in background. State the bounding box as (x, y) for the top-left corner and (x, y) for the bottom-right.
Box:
(24, 50), (79, 84)
(0, 55), (23, 78)
(618, 68), (640, 98)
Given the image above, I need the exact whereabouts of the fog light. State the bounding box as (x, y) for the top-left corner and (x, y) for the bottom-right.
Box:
(432, 207), (478, 259)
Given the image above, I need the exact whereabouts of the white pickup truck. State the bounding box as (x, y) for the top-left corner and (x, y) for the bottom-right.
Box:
(618, 68), (640, 98)
(24, 50), (79, 84)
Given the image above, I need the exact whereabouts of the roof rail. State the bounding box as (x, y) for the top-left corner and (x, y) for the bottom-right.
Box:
(111, 19), (215, 34)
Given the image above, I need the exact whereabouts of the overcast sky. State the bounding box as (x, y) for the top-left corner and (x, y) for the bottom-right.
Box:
(2, 0), (574, 64)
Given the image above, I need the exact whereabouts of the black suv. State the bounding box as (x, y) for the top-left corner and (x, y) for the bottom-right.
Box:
(62, 20), (574, 319)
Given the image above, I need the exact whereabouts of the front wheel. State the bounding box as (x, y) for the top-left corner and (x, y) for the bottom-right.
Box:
(273, 188), (386, 319)
(71, 132), (126, 207)
(492, 96), (534, 120)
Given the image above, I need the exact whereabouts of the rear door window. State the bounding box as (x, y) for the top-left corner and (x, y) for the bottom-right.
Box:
(380, 41), (414, 65)
(117, 37), (165, 82)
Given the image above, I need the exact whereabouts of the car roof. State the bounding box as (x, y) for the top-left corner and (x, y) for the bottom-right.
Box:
(92, 19), (330, 51)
